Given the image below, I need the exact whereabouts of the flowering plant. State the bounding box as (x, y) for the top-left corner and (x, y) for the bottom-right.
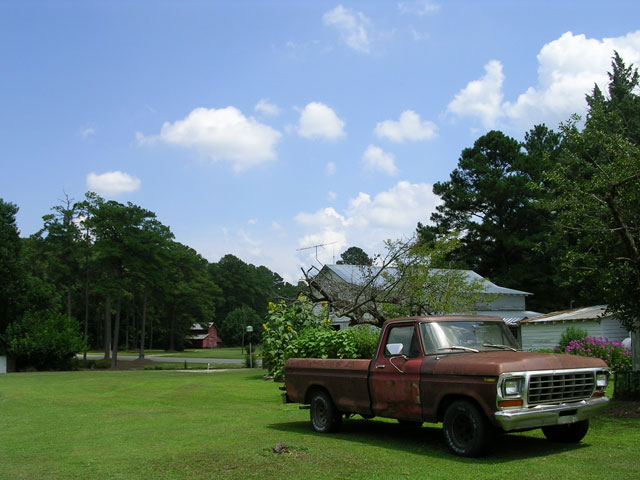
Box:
(565, 336), (632, 372)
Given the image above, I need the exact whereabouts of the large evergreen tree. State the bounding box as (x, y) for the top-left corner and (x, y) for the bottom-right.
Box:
(545, 53), (640, 368)
(418, 129), (568, 311)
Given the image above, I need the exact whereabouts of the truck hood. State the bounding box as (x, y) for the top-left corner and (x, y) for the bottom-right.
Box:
(432, 351), (607, 376)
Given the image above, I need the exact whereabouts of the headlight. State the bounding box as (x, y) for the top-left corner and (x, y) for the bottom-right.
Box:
(596, 372), (608, 388)
(503, 378), (523, 396)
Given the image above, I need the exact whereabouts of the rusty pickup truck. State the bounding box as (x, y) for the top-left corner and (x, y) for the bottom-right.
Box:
(282, 316), (610, 456)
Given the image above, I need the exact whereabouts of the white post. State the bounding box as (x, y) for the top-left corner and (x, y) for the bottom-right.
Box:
(0, 355), (7, 374)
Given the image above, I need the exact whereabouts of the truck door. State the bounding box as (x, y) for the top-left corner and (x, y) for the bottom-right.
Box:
(369, 323), (423, 421)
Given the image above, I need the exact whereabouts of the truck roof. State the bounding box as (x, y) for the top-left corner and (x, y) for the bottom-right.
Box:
(384, 315), (504, 326)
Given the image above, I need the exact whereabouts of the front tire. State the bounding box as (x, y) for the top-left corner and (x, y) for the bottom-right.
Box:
(442, 400), (492, 457)
(310, 390), (342, 433)
(542, 419), (589, 443)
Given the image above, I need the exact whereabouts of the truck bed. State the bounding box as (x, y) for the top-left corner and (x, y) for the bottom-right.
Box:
(284, 358), (373, 415)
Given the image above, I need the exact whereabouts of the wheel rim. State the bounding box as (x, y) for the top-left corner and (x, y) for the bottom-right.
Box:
(313, 399), (328, 428)
(451, 412), (474, 448)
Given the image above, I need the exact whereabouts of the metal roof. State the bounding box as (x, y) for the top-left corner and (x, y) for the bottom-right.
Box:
(322, 264), (532, 296)
(476, 310), (543, 325)
(520, 305), (609, 324)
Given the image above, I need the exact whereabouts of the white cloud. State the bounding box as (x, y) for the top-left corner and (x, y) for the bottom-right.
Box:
(297, 102), (346, 140)
(325, 161), (337, 175)
(80, 127), (96, 138)
(138, 106), (282, 172)
(447, 60), (505, 129)
(323, 5), (372, 53)
(248, 218), (257, 225)
(448, 31), (640, 130)
(409, 27), (428, 42)
(374, 110), (437, 142)
(294, 181), (441, 265)
(86, 171), (141, 196)
(504, 31), (640, 127)
(255, 98), (281, 116)
(328, 191), (338, 201)
(398, 1), (440, 16)
(362, 145), (399, 176)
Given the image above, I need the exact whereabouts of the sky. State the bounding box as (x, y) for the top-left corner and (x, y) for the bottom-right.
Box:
(2, 1), (640, 283)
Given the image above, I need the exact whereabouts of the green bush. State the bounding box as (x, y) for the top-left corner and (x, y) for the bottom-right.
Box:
(558, 326), (589, 352)
(94, 359), (111, 369)
(5, 311), (86, 371)
(350, 325), (380, 359)
(286, 325), (381, 363)
(286, 328), (357, 360)
(261, 296), (327, 380)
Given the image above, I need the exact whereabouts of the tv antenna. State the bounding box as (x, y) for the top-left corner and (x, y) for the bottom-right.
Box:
(297, 241), (337, 265)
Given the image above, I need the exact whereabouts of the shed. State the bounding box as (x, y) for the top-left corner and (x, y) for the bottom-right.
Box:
(188, 323), (222, 349)
(519, 305), (630, 351)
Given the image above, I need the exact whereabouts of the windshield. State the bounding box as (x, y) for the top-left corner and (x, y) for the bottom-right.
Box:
(419, 321), (519, 354)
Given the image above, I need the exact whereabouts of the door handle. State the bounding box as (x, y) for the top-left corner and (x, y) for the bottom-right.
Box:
(375, 364), (385, 369)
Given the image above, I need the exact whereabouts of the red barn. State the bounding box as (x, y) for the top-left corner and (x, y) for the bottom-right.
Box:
(189, 323), (222, 349)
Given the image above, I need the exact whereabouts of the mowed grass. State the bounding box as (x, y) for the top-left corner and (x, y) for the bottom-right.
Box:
(0, 370), (638, 480)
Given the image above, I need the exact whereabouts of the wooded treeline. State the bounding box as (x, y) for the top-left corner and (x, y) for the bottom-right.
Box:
(0, 193), (301, 367)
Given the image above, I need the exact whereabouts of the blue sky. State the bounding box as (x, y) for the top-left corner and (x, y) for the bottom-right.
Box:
(2, 1), (640, 282)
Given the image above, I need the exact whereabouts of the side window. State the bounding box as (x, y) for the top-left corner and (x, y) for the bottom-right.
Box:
(385, 325), (420, 358)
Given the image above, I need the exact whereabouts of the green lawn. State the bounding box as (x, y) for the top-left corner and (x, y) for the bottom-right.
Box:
(0, 370), (638, 480)
(87, 347), (249, 360)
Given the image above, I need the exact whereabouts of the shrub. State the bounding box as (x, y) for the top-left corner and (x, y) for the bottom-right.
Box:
(286, 325), (381, 363)
(261, 296), (327, 380)
(286, 328), (357, 360)
(350, 325), (380, 359)
(565, 336), (632, 372)
(94, 359), (111, 369)
(5, 311), (86, 371)
(558, 326), (589, 353)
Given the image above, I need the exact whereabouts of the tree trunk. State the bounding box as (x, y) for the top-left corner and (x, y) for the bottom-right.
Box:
(169, 308), (176, 351)
(103, 296), (111, 360)
(66, 283), (72, 319)
(139, 287), (148, 359)
(633, 331), (640, 372)
(83, 271), (89, 362)
(111, 297), (121, 369)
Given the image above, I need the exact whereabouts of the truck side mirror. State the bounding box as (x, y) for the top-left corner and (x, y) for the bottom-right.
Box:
(386, 343), (404, 356)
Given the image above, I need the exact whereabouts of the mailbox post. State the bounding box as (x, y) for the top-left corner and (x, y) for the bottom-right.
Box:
(246, 325), (253, 368)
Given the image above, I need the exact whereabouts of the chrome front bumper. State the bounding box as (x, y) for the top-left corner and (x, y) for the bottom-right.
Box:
(494, 396), (609, 431)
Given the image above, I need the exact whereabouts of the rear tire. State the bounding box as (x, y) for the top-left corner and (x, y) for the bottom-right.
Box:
(542, 419), (589, 443)
(442, 400), (492, 457)
(310, 390), (342, 433)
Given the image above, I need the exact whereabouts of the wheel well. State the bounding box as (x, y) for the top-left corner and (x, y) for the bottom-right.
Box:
(304, 385), (331, 404)
(437, 395), (484, 422)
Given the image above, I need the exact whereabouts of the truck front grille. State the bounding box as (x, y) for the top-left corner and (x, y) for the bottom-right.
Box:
(527, 372), (595, 406)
